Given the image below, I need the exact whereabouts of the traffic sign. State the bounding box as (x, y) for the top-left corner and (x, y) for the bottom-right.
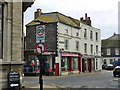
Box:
(36, 25), (45, 43)
(36, 43), (45, 54)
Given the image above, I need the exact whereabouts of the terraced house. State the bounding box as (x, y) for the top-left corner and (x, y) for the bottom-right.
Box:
(0, 0), (34, 89)
(25, 9), (101, 76)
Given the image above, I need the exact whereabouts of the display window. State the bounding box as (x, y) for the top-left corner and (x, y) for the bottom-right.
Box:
(61, 57), (67, 71)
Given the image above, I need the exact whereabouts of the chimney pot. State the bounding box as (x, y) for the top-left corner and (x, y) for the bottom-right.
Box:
(34, 8), (42, 19)
(85, 13), (87, 20)
(88, 17), (90, 20)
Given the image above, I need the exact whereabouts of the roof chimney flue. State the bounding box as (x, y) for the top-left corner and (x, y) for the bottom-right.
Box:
(85, 13), (87, 20)
(34, 8), (42, 19)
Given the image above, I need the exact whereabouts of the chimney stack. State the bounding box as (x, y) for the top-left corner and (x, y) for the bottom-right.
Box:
(34, 8), (42, 19)
(80, 17), (83, 21)
(85, 13), (87, 20)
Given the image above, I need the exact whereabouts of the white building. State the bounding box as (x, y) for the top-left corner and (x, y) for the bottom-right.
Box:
(56, 13), (101, 75)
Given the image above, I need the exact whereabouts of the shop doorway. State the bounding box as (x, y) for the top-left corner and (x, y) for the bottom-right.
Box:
(67, 57), (71, 71)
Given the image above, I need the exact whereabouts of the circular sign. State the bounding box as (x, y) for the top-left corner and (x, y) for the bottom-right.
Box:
(37, 26), (45, 36)
(36, 43), (45, 54)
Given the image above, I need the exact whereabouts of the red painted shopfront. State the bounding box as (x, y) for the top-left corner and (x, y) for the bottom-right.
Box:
(82, 56), (95, 73)
(61, 53), (81, 73)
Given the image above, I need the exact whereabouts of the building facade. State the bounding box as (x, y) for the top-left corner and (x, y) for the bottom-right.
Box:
(0, 1), (34, 89)
(101, 34), (120, 65)
(25, 9), (101, 76)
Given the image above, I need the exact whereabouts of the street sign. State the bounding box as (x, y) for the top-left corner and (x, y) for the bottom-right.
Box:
(36, 25), (45, 43)
(8, 71), (20, 88)
(36, 43), (45, 54)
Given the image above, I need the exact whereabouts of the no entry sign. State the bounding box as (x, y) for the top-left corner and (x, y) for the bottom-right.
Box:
(36, 43), (45, 54)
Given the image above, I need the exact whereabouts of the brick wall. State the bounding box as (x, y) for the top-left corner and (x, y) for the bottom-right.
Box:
(26, 23), (57, 52)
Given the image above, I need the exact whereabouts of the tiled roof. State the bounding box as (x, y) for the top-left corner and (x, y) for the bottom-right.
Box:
(105, 34), (120, 40)
(26, 12), (80, 28)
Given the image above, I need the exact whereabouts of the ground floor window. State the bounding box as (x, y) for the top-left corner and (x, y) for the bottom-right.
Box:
(110, 59), (113, 64)
(73, 57), (78, 70)
(104, 59), (107, 65)
(85, 59), (87, 71)
(96, 59), (98, 69)
(61, 57), (67, 71)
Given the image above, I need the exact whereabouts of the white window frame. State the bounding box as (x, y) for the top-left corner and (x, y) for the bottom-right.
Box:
(76, 29), (79, 37)
(76, 41), (79, 51)
(115, 48), (119, 55)
(107, 48), (111, 55)
(65, 40), (68, 50)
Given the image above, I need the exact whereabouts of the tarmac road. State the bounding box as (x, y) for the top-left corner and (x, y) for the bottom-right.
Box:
(23, 70), (120, 89)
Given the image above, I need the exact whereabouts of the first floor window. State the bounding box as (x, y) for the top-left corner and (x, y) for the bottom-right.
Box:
(91, 44), (93, 54)
(96, 45), (98, 55)
(76, 41), (79, 51)
(65, 40), (68, 50)
(84, 43), (87, 53)
(0, 3), (3, 59)
(107, 48), (111, 55)
(115, 48), (119, 55)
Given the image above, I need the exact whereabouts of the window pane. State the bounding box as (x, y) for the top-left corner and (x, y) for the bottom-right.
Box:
(76, 41), (79, 51)
(65, 40), (68, 50)
(107, 48), (111, 55)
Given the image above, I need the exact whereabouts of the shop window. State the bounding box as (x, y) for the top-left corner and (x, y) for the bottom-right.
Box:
(0, 4), (3, 59)
(104, 59), (107, 65)
(110, 59), (113, 64)
(73, 58), (78, 70)
(85, 59), (87, 71)
(96, 59), (98, 69)
(61, 57), (67, 71)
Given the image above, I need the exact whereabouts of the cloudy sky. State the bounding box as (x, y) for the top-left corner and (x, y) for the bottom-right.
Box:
(24, 0), (119, 39)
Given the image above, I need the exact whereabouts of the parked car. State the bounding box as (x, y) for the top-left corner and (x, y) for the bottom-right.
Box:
(102, 64), (107, 69)
(113, 66), (120, 77)
(105, 64), (114, 70)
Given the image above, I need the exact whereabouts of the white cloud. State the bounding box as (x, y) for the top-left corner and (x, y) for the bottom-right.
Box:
(24, 0), (119, 39)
